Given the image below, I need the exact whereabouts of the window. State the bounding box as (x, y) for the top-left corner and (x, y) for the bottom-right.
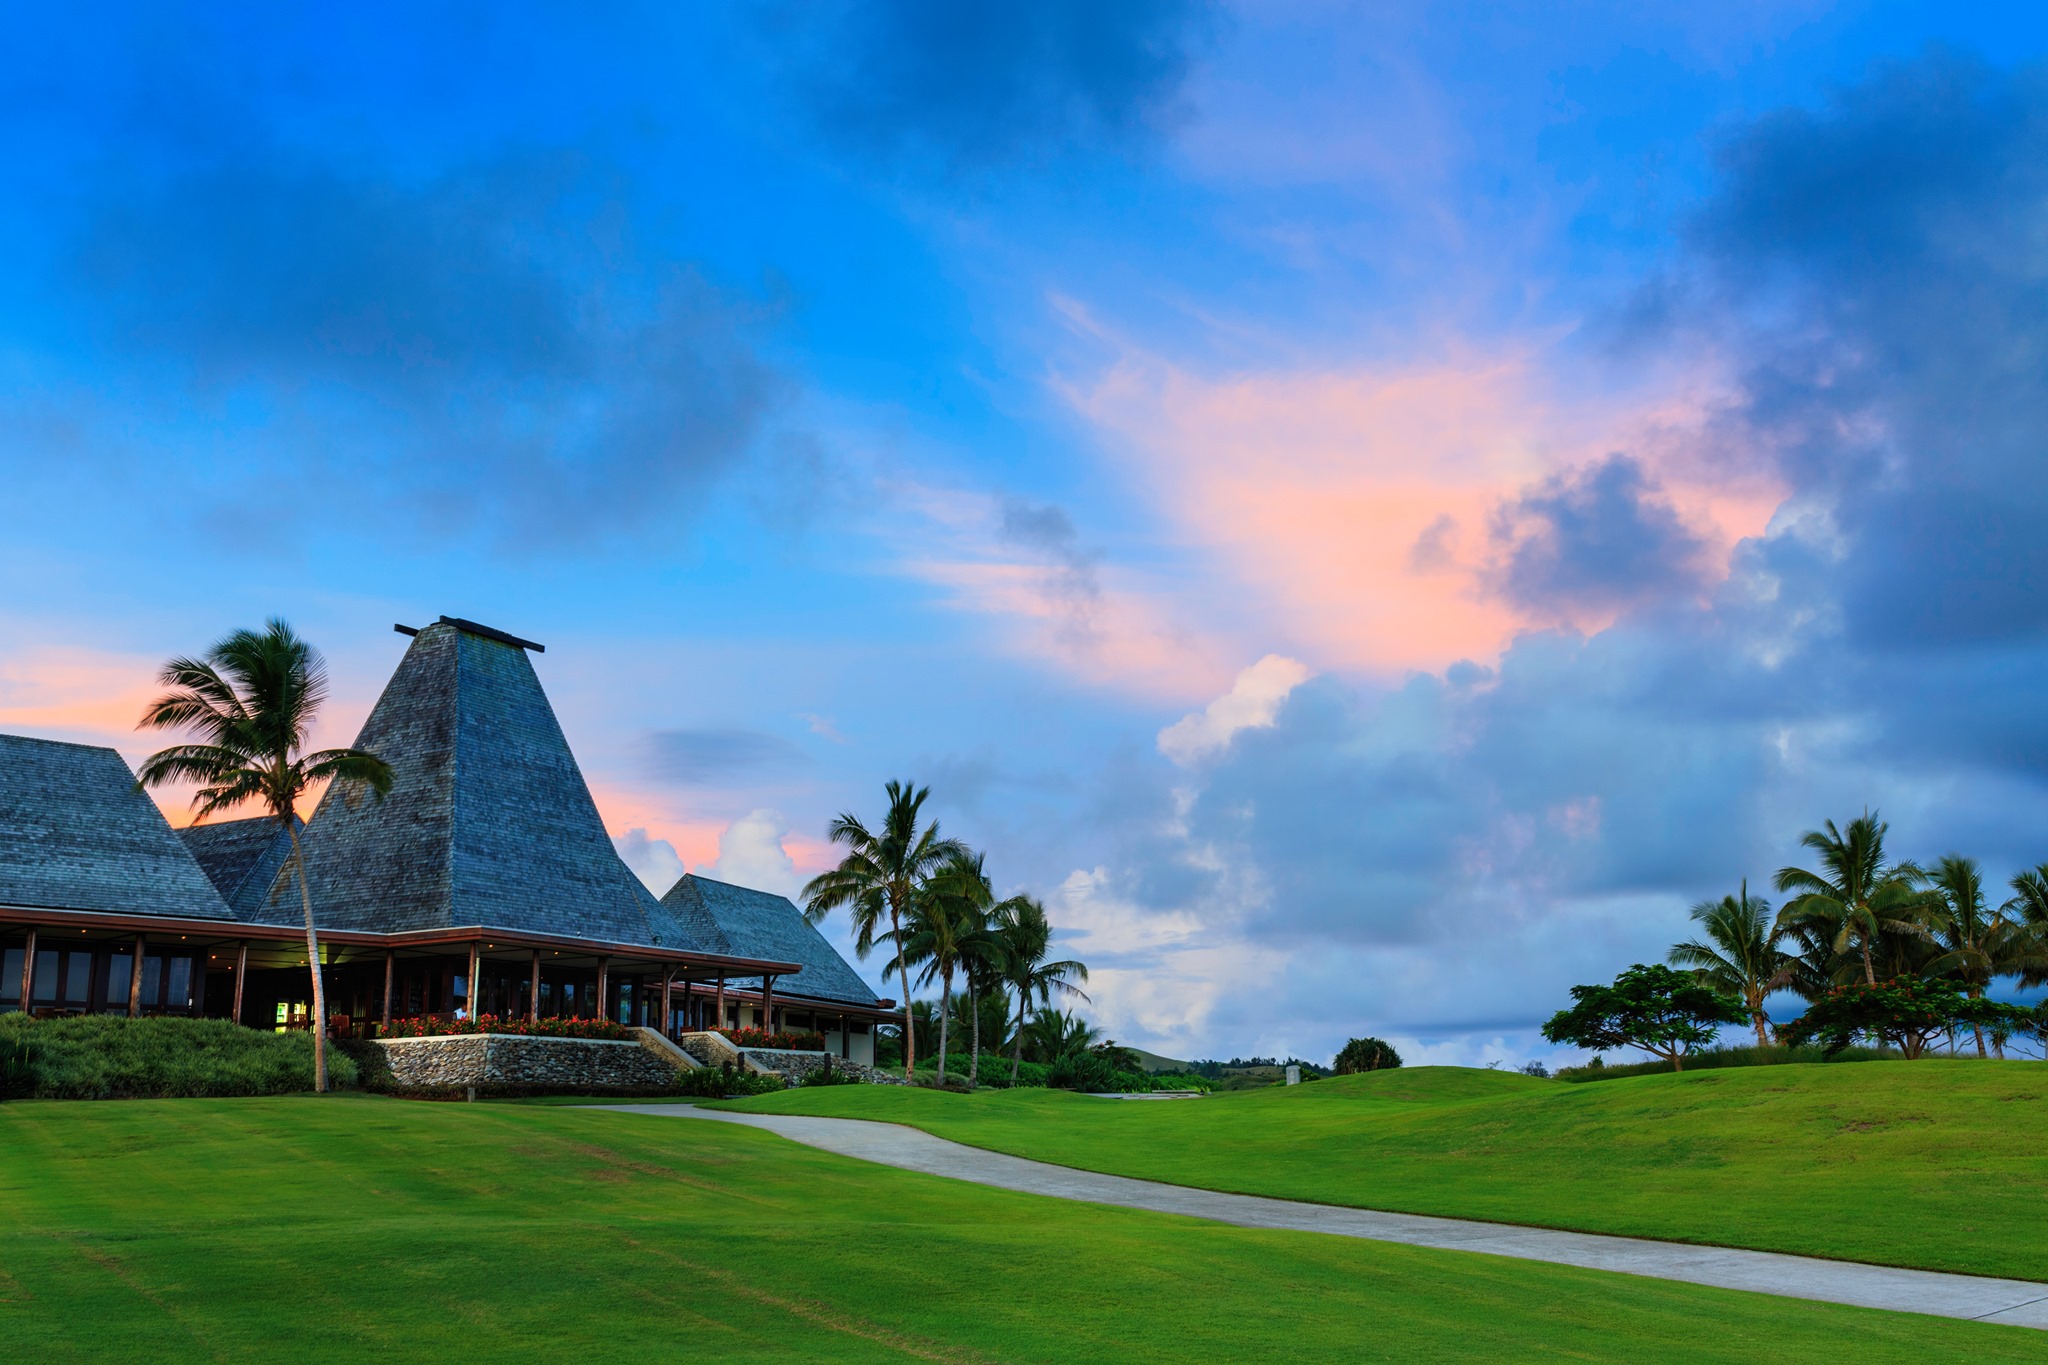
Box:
(63, 953), (91, 1006)
(105, 954), (132, 1010)
(31, 950), (58, 1004)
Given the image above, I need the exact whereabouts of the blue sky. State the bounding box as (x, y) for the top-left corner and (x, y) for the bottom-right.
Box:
(6, 2), (2048, 1065)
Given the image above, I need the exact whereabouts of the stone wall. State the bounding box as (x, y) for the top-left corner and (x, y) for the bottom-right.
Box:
(376, 1034), (682, 1092)
(739, 1048), (904, 1086)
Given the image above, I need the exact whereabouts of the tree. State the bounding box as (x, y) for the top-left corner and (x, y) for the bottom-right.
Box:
(802, 781), (965, 1080)
(1021, 1007), (1099, 1064)
(1333, 1037), (1402, 1073)
(1773, 814), (1938, 987)
(992, 894), (1090, 1082)
(1540, 963), (1746, 1072)
(1922, 856), (2039, 1057)
(1781, 977), (2033, 1059)
(135, 619), (392, 1093)
(901, 848), (990, 1084)
(1668, 880), (1790, 1046)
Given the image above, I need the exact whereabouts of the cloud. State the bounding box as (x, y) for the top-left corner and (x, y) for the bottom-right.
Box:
(645, 729), (808, 785)
(764, 0), (1215, 170)
(613, 828), (686, 897)
(1484, 455), (1711, 622)
(37, 140), (780, 546)
(705, 808), (805, 900)
(1158, 654), (1313, 765)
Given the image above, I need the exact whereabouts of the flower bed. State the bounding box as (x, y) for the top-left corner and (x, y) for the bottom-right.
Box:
(717, 1026), (825, 1051)
(379, 1014), (638, 1041)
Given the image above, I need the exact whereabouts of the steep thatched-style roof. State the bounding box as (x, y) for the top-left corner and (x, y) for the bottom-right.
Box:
(662, 873), (885, 1006)
(176, 816), (297, 923)
(294, 619), (700, 949)
(0, 733), (234, 920)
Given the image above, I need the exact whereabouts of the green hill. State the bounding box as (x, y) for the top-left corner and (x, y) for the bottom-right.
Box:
(725, 1061), (2048, 1283)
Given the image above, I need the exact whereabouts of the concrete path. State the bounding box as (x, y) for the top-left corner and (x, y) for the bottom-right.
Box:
(594, 1103), (2048, 1329)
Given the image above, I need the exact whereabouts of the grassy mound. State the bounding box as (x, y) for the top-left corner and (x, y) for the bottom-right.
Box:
(1, 1095), (2035, 1361)
(720, 1061), (2048, 1281)
(0, 1015), (352, 1099)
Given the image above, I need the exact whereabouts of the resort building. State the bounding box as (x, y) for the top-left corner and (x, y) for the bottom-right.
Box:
(0, 617), (894, 1062)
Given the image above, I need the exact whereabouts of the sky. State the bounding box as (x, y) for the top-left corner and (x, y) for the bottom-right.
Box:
(6, 2), (2048, 1067)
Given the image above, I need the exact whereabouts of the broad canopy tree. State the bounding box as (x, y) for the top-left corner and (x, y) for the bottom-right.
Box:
(1780, 977), (2035, 1059)
(135, 619), (392, 1094)
(1333, 1037), (1401, 1074)
(1541, 963), (1746, 1073)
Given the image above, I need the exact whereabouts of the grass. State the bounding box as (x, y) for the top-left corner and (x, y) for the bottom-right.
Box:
(3, 1094), (2039, 1361)
(716, 1060), (2048, 1282)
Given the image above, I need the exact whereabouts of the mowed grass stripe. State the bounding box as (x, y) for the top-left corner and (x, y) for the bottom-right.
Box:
(0, 1094), (2038, 1361)
(719, 1061), (2048, 1282)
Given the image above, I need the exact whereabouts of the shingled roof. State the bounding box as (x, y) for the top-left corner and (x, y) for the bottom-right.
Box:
(0, 733), (234, 920)
(176, 816), (297, 923)
(295, 619), (700, 949)
(661, 873), (886, 1007)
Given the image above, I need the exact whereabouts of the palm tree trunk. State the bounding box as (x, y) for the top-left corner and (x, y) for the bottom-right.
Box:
(968, 979), (980, 1085)
(1860, 937), (1876, 986)
(891, 897), (914, 1080)
(285, 821), (327, 1094)
(936, 965), (952, 1083)
(1011, 986), (1026, 1083)
(1749, 988), (1769, 1047)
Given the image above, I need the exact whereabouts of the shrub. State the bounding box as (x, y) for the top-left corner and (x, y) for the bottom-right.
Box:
(1555, 1042), (1905, 1082)
(912, 1070), (976, 1093)
(379, 1014), (637, 1041)
(719, 1027), (827, 1051)
(0, 1031), (39, 1099)
(0, 1015), (356, 1099)
(673, 1064), (788, 1098)
(1048, 1048), (1151, 1094)
(802, 1058), (861, 1086)
(1334, 1038), (1402, 1074)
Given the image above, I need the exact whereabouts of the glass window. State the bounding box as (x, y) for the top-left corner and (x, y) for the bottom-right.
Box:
(167, 957), (192, 1009)
(141, 955), (162, 1008)
(105, 954), (132, 1009)
(31, 950), (58, 1003)
(63, 952), (91, 1005)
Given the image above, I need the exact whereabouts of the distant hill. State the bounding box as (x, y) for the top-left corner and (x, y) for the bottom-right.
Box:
(1129, 1047), (1192, 1074)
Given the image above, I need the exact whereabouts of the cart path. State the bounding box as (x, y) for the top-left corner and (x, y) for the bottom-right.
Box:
(592, 1103), (2048, 1330)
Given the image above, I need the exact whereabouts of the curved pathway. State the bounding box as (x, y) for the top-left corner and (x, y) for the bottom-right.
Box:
(594, 1103), (2048, 1329)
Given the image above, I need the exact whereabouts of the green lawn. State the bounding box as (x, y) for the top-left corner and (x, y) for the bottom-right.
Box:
(717, 1061), (2048, 1282)
(4, 1095), (2038, 1361)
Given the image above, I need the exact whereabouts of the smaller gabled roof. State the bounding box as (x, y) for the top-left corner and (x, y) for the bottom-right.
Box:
(662, 874), (887, 1007)
(176, 816), (299, 923)
(0, 733), (235, 921)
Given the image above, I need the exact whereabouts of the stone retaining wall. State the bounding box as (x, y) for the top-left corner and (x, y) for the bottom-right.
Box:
(376, 1034), (681, 1091)
(739, 1048), (904, 1085)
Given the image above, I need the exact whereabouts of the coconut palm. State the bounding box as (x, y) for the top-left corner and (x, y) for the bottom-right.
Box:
(802, 781), (965, 1079)
(2003, 865), (2048, 989)
(1021, 1006), (1099, 1063)
(1920, 856), (2026, 1056)
(1774, 814), (1937, 987)
(135, 619), (392, 1093)
(993, 894), (1090, 1081)
(901, 848), (991, 1084)
(1668, 880), (1789, 1046)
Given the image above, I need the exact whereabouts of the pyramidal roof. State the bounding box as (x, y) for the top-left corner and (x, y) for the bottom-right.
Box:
(0, 732), (235, 921)
(297, 619), (695, 948)
(176, 816), (297, 923)
(662, 873), (886, 1007)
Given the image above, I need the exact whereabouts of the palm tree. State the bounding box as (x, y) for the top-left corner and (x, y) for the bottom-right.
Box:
(1774, 814), (1937, 986)
(901, 848), (990, 1084)
(958, 912), (1006, 1086)
(802, 781), (964, 1080)
(1021, 1006), (1099, 1063)
(135, 619), (392, 1093)
(1668, 880), (1789, 1046)
(992, 895), (1089, 1082)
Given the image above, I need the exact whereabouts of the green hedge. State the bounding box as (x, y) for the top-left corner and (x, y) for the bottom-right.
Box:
(0, 1015), (355, 1099)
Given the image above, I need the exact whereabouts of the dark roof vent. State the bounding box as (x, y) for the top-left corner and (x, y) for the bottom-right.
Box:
(391, 618), (544, 652)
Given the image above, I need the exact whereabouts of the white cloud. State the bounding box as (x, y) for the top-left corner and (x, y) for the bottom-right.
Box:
(1157, 654), (1313, 765)
(705, 808), (805, 900)
(613, 827), (685, 896)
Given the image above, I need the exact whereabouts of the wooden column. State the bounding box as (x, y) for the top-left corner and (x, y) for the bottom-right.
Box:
(231, 941), (248, 1027)
(840, 1014), (849, 1059)
(528, 948), (541, 1022)
(595, 956), (610, 1022)
(714, 974), (725, 1033)
(660, 968), (674, 1036)
(17, 927), (34, 1014)
(761, 975), (775, 1034)
(381, 950), (395, 1029)
(467, 941), (481, 1019)
(128, 935), (145, 1017)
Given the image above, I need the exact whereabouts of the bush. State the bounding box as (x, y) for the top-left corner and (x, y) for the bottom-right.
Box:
(1047, 1048), (1152, 1094)
(1555, 1042), (1905, 1082)
(673, 1064), (788, 1098)
(912, 1070), (976, 1093)
(802, 1058), (861, 1086)
(380, 1014), (637, 1041)
(1334, 1037), (1402, 1074)
(719, 1027), (827, 1051)
(0, 1015), (356, 1099)
(0, 1031), (39, 1099)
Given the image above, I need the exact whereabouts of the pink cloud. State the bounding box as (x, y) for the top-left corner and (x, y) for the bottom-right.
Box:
(1060, 329), (1782, 674)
